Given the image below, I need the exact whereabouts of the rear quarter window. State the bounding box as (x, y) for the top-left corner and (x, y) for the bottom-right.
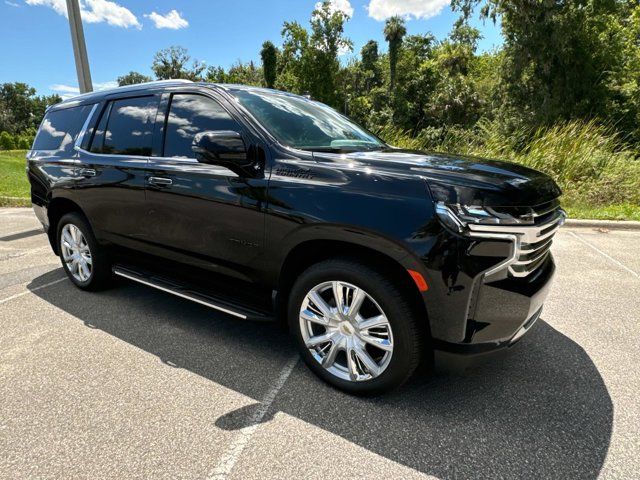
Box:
(32, 104), (93, 154)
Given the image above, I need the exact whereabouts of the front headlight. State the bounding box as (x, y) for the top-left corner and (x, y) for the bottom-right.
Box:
(435, 202), (531, 233)
(429, 181), (539, 234)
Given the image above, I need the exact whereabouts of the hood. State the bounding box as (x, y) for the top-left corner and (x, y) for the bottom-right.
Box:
(312, 148), (562, 207)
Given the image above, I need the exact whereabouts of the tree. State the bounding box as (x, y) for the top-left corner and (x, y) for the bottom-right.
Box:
(393, 34), (438, 131)
(227, 61), (263, 86)
(384, 16), (406, 96)
(361, 40), (379, 73)
(275, 2), (352, 105)
(278, 20), (311, 94)
(361, 40), (381, 90)
(451, 0), (633, 128)
(205, 66), (227, 83)
(117, 71), (152, 86)
(0, 83), (60, 135)
(307, 1), (353, 105)
(427, 23), (483, 127)
(151, 46), (206, 81)
(260, 41), (278, 88)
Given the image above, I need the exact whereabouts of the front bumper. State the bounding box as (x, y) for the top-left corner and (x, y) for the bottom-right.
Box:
(429, 253), (554, 370)
(423, 214), (559, 355)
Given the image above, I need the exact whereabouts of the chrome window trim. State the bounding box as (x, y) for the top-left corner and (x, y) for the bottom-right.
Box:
(74, 145), (150, 161)
(150, 156), (199, 164)
(75, 145), (238, 177)
(74, 103), (99, 151)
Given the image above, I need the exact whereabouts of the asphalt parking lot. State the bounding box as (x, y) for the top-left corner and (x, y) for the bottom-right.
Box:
(1, 207), (638, 479)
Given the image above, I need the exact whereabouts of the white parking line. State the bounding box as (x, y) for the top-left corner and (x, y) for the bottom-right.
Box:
(569, 231), (639, 279)
(207, 355), (299, 480)
(0, 277), (67, 305)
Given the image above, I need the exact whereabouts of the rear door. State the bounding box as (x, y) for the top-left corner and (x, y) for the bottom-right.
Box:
(75, 95), (159, 249)
(143, 89), (268, 281)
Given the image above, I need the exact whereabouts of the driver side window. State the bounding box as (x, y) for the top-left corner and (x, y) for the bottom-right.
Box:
(163, 94), (239, 159)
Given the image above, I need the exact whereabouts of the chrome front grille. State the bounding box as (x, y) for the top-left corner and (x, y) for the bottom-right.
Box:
(468, 204), (566, 278)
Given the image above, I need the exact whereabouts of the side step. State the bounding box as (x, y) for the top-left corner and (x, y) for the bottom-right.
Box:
(112, 265), (274, 322)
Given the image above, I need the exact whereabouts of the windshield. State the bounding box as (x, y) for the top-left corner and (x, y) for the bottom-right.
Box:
(230, 89), (386, 152)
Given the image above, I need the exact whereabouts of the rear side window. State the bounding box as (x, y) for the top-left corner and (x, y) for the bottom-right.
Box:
(91, 96), (158, 156)
(163, 94), (239, 158)
(32, 104), (93, 154)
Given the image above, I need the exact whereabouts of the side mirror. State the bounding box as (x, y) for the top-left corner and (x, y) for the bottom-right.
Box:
(192, 130), (254, 176)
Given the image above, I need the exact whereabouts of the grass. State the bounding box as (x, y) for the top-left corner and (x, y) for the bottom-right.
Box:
(0, 150), (30, 206)
(565, 204), (640, 222)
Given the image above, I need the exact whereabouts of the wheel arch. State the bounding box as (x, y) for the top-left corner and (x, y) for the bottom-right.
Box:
(276, 238), (431, 341)
(47, 197), (90, 255)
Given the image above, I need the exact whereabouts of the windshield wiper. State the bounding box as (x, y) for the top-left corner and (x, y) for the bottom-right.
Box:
(299, 145), (386, 153)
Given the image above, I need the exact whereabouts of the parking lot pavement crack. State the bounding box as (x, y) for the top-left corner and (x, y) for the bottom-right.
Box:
(206, 355), (298, 480)
(569, 231), (639, 279)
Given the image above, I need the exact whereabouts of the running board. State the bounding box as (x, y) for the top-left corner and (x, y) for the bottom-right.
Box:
(112, 265), (274, 322)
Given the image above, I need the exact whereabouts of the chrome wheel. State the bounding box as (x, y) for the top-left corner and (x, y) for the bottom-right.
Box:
(299, 281), (394, 382)
(60, 224), (92, 282)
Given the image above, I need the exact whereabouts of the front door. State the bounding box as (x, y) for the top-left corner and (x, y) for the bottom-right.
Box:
(144, 91), (267, 282)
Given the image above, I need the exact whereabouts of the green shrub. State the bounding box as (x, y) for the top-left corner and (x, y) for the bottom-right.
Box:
(17, 136), (31, 149)
(0, 131), (15, 150)
(0, 131), (33, 150)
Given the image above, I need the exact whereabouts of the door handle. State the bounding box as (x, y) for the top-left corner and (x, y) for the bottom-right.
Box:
(79, 168), (96, 177)
(148, 176), (173, 187)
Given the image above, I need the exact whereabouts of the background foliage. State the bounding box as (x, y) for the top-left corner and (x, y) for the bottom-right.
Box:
(1, 0), (639, 218)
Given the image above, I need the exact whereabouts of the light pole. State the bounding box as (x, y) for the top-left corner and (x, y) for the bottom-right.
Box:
(65, 0), (93, 93)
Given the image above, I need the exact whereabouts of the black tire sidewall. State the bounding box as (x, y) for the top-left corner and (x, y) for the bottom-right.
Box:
(288, 259), (422, 395)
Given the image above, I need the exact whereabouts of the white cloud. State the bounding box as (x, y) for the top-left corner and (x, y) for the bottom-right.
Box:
(82, 0), (140, 28)
(25, 0), (140, 29)
(50, 84), (80, 99)
(5, 1), (20, 7)
(94, 80), (118, 90)
(25, 0), (66, 16)
(50, 84), (81, 94)
(50, 80), (118, 99)
(366, 0), (449, 21)
(315, 0), (354, 18)
(144, 9), (188, 29)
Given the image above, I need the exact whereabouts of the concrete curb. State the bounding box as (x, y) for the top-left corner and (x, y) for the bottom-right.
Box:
(564, 219), (640, 230)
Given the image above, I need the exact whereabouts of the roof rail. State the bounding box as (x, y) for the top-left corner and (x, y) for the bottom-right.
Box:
(55, 79), (195, 106)
(116, 79), (193, 88)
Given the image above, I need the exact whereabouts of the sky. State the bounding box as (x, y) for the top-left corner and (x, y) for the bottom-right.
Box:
(0, 0), (502, 99)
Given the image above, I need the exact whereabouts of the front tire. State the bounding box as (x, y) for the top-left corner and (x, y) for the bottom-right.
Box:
(289, 258), (423, 395)
(57, 212), (112, 290)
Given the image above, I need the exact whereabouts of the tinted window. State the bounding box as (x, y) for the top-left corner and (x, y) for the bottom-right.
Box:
(92, 96), (158, 156)
(33, 104), (93, 154)
(164, 94), (239, 158)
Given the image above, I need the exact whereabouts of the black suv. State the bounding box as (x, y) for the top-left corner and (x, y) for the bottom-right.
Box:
(28, 80), (565, 394)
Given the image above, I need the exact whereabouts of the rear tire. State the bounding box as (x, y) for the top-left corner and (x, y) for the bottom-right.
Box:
(288, 258), (423, 395)
(57, 212), (112, 291)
